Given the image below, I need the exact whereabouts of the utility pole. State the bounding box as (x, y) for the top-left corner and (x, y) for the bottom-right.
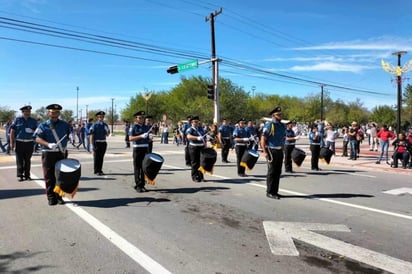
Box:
(320, 84), (324, 121)
(111, 98), (115, 136)
(205, 8), (222, 124)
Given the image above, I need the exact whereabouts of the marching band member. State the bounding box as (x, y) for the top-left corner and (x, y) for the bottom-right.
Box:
(89, 111), (110, 176)
(233, 118), (253, 177)
(260, 107), (286, 199)
(33, 104), (71, 206)
(9, 105), (38, 181)
(186, 116), (206, 182)
(218, 118), (232, 163)
(129, 111), (151, 192)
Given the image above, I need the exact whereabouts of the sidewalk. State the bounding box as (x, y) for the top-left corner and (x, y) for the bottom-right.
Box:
(296, 139), (411, 174)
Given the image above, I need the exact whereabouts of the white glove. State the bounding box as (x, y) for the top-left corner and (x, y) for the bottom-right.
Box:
(206, 135), (213, 141)
(294, 136), (300, 140)
(148, 133), (154, 140)
(197, 136), (203, 141)
(48, 143), (57, 150)
(243, 138), (249, 142)
(141, 133), (149, 139)
(249, 136), (255, 141)
(90, 144), (94, 151)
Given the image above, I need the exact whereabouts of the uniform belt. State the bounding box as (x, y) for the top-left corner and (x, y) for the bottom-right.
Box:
(235, 143), (246, 146)
(189, 143), (205, 147)
(95, 140), (106, 142)
(16, 139), (34, 142)
(222, 137), (230, 139)
(269, 146), (282, 150)
(311, 143), (320, 145)
(133, 144), (148, 148)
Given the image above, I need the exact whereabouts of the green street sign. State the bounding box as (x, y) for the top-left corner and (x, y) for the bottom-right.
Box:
(177, 59), (198, 72)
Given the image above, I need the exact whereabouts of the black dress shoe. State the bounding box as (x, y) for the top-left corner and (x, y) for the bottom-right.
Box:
(18, 176), (24, 182)
(25, 176), (32, 181)
(141, 187), (148, 192)
(266, 193), (280, 199)
(238, 173), (248, 177)
(48, 198), (58, 206)
(135, 186), (145, 193)
(57, 196), (65, 205)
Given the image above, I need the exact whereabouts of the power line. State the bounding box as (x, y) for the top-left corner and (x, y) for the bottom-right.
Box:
(0, 15), (392, 98)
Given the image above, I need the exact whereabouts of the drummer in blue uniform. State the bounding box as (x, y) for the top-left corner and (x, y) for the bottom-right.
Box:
(217, 118), (232, 163)
(260, 107), (286, 199)
(284, 120), (299, 173)
(186, 116), (206, 182)
(34, 104), (71, 206)
(9, 105), (38, 181)
(129, 110), (151, 192)
(183, 115), (193, 166)
(233, 118), (254, 177)
(89, 111), (110, 176)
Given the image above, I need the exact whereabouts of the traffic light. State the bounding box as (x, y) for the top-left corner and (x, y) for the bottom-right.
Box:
(167, 65), (178, 74)
(207, 84), (214, 100)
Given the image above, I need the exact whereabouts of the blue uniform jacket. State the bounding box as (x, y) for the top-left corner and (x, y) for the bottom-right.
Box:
(262, 120), (286, 148)
(11, 116), (38, 140)
(33, 119), (71, 150)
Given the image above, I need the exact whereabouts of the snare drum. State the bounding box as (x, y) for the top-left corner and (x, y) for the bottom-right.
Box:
(240, 149), (260, 171)
(54, 158), (81, 198)
(320, 147), (334, 164)
(142, 153), (164, 185)
(291, 147), (306, 167)
(199, 148), (217, 174)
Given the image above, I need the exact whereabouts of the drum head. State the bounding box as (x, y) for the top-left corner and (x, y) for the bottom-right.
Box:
(148, 153), (164, 163)
(56, 159), (81, 172)
(248, 149), (259, 157)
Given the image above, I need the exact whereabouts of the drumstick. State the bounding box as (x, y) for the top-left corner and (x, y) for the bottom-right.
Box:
(146, 124), (155, 134)
(55, 134), (67, 146)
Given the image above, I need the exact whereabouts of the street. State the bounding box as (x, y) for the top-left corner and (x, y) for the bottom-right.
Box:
(1, 136), (411, 274)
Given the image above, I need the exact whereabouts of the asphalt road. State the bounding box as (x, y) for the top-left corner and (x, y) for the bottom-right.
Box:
(1, 136), (411, 274)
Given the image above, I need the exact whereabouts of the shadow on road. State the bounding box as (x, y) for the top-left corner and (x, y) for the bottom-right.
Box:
(72, 196), (171, 208)
(0, 251), (54, 273)
(280, 193), (374, 199)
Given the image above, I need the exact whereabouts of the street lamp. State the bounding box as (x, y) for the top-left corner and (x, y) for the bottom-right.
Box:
(142, 91), (152, 114)
(111, 98), (115, 136)
(76, 86), (79, 123)
(381, 51), (411, 133)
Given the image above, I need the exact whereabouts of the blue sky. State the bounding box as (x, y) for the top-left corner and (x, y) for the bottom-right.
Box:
(1, 0), (412, 118)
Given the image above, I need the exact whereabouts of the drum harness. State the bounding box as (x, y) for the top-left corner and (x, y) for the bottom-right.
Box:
(50, 123), (67, 154)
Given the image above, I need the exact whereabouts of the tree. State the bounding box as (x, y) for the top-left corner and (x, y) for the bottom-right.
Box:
(0, 106), (16, 124)
(370, 105), (396, 128)
(403, 84), (412, 128)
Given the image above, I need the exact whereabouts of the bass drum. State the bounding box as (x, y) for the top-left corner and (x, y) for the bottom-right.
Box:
(54, 158), (81, 198)
(199, 148), (217, 174)
(291, 147), (306, 167)
(320, 147), (334, 164)
(143, 153), (164, 185)
(240, 149), (260, 171)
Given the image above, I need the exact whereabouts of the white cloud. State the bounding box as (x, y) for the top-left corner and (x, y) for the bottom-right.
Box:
(289, 62), (374, 73)
(293, 36), (412, 52)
